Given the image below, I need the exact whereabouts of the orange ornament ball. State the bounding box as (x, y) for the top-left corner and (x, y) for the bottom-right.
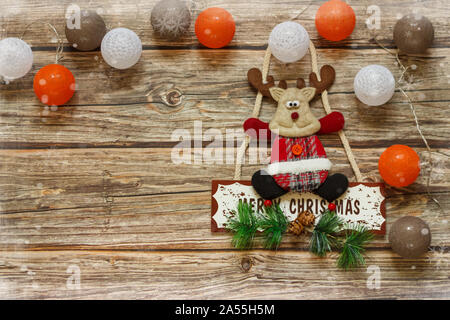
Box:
(33, 64), (76, 106)
(315, 0), (356, 41)
(378, 145), (420, 187)
(195, 7), (235, 48)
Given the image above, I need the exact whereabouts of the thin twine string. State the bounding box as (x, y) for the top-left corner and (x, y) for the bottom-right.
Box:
(234, 42), (364, 182)
(20, 21), (64, 64)
(290, 0), (314, 21)
(373, 36), (444, 217)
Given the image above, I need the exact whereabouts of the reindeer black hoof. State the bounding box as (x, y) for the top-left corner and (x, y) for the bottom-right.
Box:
(251, 170), (288, 200)
(315, 173), (349, 203)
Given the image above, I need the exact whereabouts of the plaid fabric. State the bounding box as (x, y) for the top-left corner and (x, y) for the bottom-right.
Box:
(271, 135), (329, 192)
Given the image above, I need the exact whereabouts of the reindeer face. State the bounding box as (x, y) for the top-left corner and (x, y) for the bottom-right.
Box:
(247, 64), (336, 137)
(268, 87), (321, 137)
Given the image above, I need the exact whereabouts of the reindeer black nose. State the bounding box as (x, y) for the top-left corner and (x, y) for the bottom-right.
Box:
(291, 112), (299, 120)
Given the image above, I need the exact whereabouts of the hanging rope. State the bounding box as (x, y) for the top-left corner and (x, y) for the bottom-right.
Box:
(309, 42), (363, 181)
(234, 47), (272, 180)
(234, 41), (364, 182)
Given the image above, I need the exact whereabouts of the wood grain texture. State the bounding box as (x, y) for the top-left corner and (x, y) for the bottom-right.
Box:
(0, 250), (448, 299)
(0, 0), (449, 299)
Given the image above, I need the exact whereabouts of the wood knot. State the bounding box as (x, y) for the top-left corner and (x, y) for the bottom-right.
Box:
(240, 257), (252, 272)
(161, 88), (184, 107)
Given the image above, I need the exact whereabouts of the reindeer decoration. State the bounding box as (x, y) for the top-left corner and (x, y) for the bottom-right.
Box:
(244, 65), (349, 203)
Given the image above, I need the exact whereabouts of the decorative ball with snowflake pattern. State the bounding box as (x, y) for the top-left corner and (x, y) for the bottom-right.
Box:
(354, 65), (395, 106)
(101, 28), (142, 70)
(151, 0), (191, 40)
(0, 37), (33, 81)
(268, 21), (310, 64)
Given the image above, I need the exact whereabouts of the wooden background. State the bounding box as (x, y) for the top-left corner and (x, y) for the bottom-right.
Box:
(0, 0), (449, 299)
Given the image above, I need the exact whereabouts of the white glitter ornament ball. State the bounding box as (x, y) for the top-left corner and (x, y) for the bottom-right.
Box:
(101, 28), (142, 70)
(354, 65), (395, 106)
(0, 37), (33, 81)
(268, 21), (310, 64)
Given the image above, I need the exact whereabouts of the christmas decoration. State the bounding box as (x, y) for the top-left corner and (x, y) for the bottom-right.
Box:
(354, 64), (395, 106)
(315, 0), (355, 41)
(264, 199), (272, 207)
(0, 37), (33, 81)
(309, 210), (342, 256)
(151, 0), (191, 40)
(195, 7), (235, 49)
(378, 145), (420, 187)
(259, 203), (290, 249)
(310, 210), (374, 269)
(225, 201), (290, 250)
(212, 181), (386, 234)
(33, 64), (76, 106)
(328, 203), (336, 211)
(213, 42), (387, 252)
(101, 27), (142, 69)
(337, 225), (374, 270)
(245, 64), (350, 202)
(226, 201), (374, 269)
(226, 200), (259, 249)
(65, 10), (107, 51)
(268, 21), (310, 63)
(288, 211), (315, 236)
(394, 14), (434, 54)
(389, 216), (431, 258)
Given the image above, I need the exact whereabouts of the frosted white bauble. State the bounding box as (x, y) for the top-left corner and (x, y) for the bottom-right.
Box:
(268, 21), (310, 64)
(101, 28), (142, 70)
(0, 37), (33, 81)
(354, 65), (395, 106)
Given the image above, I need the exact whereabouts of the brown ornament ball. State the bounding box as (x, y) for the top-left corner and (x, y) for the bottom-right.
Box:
(151, 0), (191, 40)
(389, 216), (431, 258)
(394, 14), (434, 54)
(65, 10), (107, 51)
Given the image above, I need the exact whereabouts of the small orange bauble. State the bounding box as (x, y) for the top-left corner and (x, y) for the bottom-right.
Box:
(292, 144), (303, 156)
(315, 0), (356, 42)
(33, 64), (76, 106)
(195, 7), (235, 49)
(378, 145), (420, 187)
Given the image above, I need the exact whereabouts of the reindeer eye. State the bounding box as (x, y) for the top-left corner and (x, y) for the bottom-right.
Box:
(286, 101), (299, 108)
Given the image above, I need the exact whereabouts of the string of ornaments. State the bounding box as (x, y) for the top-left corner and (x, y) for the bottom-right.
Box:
(0, 0), (440, 265)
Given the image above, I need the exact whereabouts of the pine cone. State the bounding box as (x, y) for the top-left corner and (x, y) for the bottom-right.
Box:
(288, 219), (304, 236)
(297, 211), (315, 227)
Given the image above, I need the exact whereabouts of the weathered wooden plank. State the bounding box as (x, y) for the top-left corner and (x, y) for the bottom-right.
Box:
(1, 48), (449, 105)
(0, 147), (447, 209)
(0, 250), (448, 299)
(0, 147), (447, 250)
(0, 92), (448, 147)
(0, 190), (448, 250)
(1, 0), (449, 47)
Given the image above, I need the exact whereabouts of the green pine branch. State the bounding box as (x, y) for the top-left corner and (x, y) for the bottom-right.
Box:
(258, 204), (290, 249)
(309, 210), (343, 257)
(337, 225), (374, 270)
(225, 201), (259, 249)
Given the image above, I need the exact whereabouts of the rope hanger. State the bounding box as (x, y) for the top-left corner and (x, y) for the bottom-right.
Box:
(234, 41), (363, 182)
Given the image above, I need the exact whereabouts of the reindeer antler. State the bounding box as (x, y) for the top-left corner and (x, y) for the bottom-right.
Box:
(247, 68), (286, 99)
(296, 78), (306, 89)
(309, 65), (335, 95)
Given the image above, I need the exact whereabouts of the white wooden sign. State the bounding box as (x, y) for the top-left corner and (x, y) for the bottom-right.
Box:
(211, 180), (386, 234)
